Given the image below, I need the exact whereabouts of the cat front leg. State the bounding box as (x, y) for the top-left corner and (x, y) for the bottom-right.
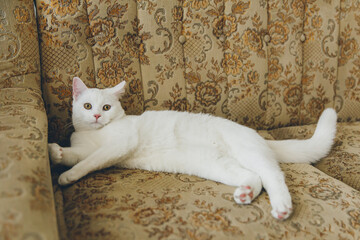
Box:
(48, 143), (91, 166)
(48, 143), (63, 164)
(58, 148), (123, 185)
(58, 138), (137, 185)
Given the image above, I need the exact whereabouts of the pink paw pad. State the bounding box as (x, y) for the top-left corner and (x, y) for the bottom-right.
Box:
(273, 208), (293, 220)
(234, 186), (254, 204)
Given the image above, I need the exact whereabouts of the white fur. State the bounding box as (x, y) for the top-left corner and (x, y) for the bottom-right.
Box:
(49, 77), (337, 220)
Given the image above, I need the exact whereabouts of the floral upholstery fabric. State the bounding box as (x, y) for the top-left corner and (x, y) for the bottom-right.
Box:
(0, 0), (58, 240)
(37, 0), (360, 145)
(0, 0), (359, 239)
(0, 1), (58, 239)
(0, 89), (58, 240)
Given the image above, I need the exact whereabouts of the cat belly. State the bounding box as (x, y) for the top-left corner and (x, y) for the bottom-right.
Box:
(118, 144), (248, 187)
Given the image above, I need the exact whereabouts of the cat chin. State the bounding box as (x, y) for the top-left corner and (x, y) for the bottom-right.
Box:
(90, 122), (105, 129)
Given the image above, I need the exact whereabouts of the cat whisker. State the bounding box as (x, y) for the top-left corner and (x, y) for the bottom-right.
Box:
(63, 122), (74, 130)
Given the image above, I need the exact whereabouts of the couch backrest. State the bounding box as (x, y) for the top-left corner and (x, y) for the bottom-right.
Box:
(36, 0), (360, 145)
(0, 0), (41, 91)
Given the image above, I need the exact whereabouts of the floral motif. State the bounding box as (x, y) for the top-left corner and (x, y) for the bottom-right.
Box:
(195, 81), (222, 107)
(172, 98), (192, 111)
(247, 71), (259, 84)
(188, 201), (242, 235)
(268, 58), (283, 81)
(122, 33), (148, 64)
(307, 98), (325, 118)
(162, 84), (193, 111)
(311, 16), (323, 29)
(308, 184), (342, 200)
(212, 15), (237, 38)
(78, 194), (117, 212)
(129, 79), (142, 95)
(348, 209), (360, 229)
(231, 2), (250, 15)
(269, 21), (290, 45)
(97, 61), (124, 87)
(18, 168), (52, 212)
(50, 85), (72, 100)
(283, 85), (303, 107)
(221, 53), (243, 76)
(345, 77), (356, 90)
(122, 33), (139, 58)
(50, 0), (80, 17)
(13, 6), (30, 24)
(190, 211), (232, 231)
(76, 174), (117, 188)
(242, 29), (263, 52)
(90, 18), (115, 46)
(339, 39), (358, 66)
(107, 3), (127, 18)
(291, 0), (304, 18)
(172, 6), (183, 21)
(187, 0), (209, 10)
(132, 207), (175, 226)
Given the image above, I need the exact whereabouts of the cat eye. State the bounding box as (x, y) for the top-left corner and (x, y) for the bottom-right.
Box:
(84, 103), (92, 110)
(103, 104), (111, 111)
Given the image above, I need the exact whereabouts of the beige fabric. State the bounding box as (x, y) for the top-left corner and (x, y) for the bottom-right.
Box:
(0, 1), (59, 239)
(0, 0), (41, 90)
(28, 0), (360, 239)
(0, 89), (58, 240)
(61, 163), (360, 239)
(37, 0), (360, 146)
(336, 1), (360, 122)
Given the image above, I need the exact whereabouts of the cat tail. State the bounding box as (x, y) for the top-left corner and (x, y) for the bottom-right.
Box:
(266, 108), (337, 164)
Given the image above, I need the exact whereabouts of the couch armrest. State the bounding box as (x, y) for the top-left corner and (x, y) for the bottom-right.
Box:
(0, 88), (59, 240)
(0, 0), (59, 239)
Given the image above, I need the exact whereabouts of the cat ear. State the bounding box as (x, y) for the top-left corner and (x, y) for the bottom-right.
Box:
(73, 77), (88, 100)
(110, 81), (126, 99)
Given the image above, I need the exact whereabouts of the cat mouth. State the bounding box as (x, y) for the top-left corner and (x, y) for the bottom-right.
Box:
(91, 122), (104, 128)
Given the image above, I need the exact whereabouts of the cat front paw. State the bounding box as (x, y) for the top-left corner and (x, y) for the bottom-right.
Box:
(48, 143), (63, 164)
(58, 171), (78, 186)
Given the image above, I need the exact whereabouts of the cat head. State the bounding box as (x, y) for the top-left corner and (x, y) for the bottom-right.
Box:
(72, 77), (126, 131)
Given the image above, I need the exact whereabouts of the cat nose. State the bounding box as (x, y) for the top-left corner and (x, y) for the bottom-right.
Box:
(94, 114), (101, 120)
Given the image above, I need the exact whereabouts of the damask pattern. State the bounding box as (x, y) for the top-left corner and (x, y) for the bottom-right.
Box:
(0, 1), (59, 240)
(0, 0), (41, 90)
(0, 88), (59, 239)
(61, 163), (360, 240)
(37, 0), (360, 146)
(0, 0), (356, 239)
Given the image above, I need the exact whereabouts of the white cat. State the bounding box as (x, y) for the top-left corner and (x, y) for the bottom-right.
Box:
(49, 77), (337, 220)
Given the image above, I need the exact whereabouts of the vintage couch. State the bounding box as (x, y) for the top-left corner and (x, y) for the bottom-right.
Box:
(1, 0), (360, 239)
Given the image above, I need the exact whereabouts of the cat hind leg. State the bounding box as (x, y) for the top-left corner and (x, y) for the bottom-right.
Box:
(233, 172), (262, 205)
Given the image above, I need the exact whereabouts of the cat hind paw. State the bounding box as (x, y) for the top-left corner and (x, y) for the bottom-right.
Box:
(271, 206), (293, 220)
(269, 193), (293, 220)
(234, 185), (255, 204)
